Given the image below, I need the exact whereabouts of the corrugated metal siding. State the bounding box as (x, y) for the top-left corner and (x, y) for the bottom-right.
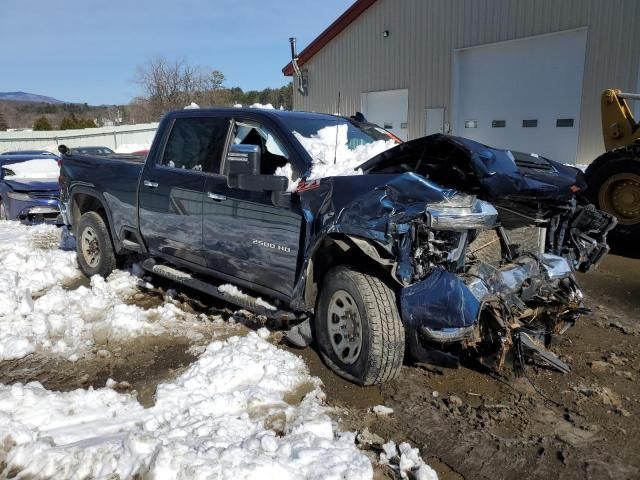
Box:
(292, 0), (640, 164)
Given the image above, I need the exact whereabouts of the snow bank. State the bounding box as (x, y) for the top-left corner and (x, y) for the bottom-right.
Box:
(0, 222), (204, 361)
(115, 143), (150, 154)
(3, 158), (59, 180)
(0, 333), (373, 479)
(276, 124), (396, 190)
(184, 102), (200, 109)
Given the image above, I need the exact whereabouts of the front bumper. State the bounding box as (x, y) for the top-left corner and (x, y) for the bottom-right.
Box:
(8, 197), (63, 225)
(400, 253), (581, 370)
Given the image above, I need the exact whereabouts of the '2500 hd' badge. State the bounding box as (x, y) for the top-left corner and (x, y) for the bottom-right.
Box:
(252, 239), (291, 253)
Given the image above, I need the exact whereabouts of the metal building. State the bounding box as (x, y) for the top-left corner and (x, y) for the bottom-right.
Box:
(283, 0), (640, 165)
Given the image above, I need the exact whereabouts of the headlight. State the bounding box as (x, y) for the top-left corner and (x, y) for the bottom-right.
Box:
(7, 191), (31, 201)
(426, 194), (498, 230)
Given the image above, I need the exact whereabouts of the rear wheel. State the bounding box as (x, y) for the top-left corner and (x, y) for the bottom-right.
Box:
(76, 211), (117, 277)
(585, 149), (640, 244)
(315, 266), (405, 385)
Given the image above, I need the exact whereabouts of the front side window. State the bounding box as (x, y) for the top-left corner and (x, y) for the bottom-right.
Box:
(161, 117), (229, 173)
(231, 120), (289, 175)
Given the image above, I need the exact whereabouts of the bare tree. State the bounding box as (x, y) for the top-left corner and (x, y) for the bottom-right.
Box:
(134, 56), (226, 119)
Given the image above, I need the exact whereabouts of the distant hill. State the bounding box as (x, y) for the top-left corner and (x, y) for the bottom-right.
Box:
(0, 92), (65, 104)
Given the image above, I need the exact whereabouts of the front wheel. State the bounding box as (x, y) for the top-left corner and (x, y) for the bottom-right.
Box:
(315, 266), (405, 385)
(76, 211), (117, 277)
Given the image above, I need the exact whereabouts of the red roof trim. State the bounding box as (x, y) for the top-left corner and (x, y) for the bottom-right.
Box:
(282, 0), (377, 76)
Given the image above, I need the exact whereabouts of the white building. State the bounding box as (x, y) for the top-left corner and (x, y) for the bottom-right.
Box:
(283, 0), (640, 164)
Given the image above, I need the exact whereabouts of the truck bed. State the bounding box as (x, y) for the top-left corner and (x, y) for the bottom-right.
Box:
(61, 153), (144, 239)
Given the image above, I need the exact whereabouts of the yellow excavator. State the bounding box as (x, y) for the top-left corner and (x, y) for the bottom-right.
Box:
(585, 89), (640, 243)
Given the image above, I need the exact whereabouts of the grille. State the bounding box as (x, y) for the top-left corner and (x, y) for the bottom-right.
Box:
(466, 226), (543, 265)
(28, 192), (59, 200)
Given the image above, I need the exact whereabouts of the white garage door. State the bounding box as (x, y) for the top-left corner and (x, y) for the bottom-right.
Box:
(361, 89), (409, 140)
(454, 29), (587, 164)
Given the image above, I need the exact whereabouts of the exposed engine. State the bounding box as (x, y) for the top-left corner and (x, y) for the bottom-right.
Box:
(395, 192), (614, 373)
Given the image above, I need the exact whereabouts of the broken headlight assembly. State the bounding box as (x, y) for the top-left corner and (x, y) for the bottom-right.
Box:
(425, 193), (498, 231)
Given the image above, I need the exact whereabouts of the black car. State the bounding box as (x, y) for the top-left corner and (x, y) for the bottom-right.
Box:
(68, 146), (115, 156)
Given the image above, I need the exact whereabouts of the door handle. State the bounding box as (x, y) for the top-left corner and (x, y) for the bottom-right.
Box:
(207, 192), (227, 202)
(143, 180), (159, 188)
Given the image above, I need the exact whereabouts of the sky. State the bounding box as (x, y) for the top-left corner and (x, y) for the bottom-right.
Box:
(0, 0), (353, 105)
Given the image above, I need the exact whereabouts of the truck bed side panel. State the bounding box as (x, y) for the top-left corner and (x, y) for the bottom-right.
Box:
(63, 155), (143, 243)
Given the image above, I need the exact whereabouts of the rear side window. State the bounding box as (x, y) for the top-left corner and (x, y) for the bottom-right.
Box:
(161, 117), (229, 173)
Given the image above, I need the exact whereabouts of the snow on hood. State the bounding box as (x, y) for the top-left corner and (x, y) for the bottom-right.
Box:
(276, 124), (397, 191)
(3, 158), (59, 180)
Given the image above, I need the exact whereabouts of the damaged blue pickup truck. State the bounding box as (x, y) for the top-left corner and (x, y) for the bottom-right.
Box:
(58, 108), (616, 385)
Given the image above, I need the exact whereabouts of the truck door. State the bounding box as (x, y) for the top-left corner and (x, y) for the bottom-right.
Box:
(138, 115), (229, 266)
(203, 118), (303, 297)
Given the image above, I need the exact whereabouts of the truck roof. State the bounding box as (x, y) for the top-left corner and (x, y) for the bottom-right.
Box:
(165, 107), (341, 122)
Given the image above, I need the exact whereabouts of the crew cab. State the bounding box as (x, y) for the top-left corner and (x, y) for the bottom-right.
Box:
(59, 108), (615, 385)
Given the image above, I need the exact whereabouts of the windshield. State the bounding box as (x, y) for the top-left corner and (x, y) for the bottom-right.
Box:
(2, 158), (59, 180)
(280, 117), (389, 152)
(277, 116), (398, 185)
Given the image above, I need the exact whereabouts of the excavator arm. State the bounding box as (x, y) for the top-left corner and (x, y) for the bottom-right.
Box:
(585, 89), (640, 240)
(601, 89), (640, 152)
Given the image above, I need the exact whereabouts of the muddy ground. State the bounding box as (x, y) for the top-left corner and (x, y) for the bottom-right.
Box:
(1, 252), (638, 479)
(298, 251), (640, 480)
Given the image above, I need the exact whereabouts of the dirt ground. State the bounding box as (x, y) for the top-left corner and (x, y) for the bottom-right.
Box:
(1, 251), (638, 479)
(296, 251), (640, 480)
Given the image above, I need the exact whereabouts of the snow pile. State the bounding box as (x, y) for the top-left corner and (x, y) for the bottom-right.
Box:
(184, 102), (200, 109)
(250, 102), (275, 109)
(218, 283), (277, 311)
(0, 222), (205, 361)
(233, 103), (243, 108)
(3, 158), (59, 180)
(276, 124), (396, 190)
(115, 143), (150, 154)
(0, 222), (77, 295)
(380, 441), (438, 480)
(0, 333), (373, 479)
(372, 405), (394, 416)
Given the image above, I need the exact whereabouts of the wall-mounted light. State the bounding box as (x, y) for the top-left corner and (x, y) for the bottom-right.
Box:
(383, 30), (390, 38)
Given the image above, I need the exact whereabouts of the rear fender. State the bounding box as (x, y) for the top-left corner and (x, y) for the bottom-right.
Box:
(69, 187), (122, 253)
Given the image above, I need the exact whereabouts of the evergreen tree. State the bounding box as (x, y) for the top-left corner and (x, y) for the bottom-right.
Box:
(33, 116), (53, 131)
(59, 115), (77, 130)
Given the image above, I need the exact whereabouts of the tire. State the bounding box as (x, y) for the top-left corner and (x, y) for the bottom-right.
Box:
(76, 211), (117, 277)
(585, 148), (640, 244)
(0, 200), (7, 220)
(314, 266), (405, 385)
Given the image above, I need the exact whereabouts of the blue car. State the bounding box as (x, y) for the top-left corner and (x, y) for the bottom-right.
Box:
(0, 154), (62, 224)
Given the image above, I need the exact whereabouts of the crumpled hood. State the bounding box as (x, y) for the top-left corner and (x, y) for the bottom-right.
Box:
(299, 172), (473, 247)
(3, 178), (59, 192)
(360, 134), (587, 201)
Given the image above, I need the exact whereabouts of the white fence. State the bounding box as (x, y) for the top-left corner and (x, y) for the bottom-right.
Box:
(0, 123), (159, 153)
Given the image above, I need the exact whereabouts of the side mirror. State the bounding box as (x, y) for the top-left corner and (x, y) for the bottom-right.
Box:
(58, 145), (69, 156)
(237, 174), (288, 192)
(225, 144), (260, 187)
(226, 144), (289, 192)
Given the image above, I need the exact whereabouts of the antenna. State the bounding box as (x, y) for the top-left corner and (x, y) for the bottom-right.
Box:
(334, 91), (341, 165)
